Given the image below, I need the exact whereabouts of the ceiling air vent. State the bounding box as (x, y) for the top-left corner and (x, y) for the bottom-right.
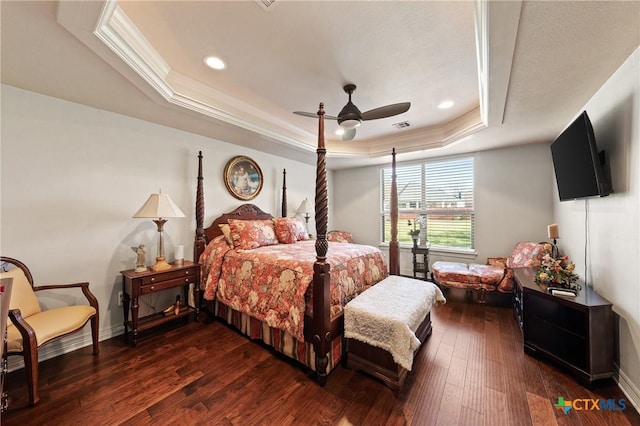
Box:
(255, 0), (278, 11)
(393, 121), (411, 129)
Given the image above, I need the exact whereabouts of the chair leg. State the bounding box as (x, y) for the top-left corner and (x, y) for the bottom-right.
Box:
(23, 347), (39, 406)
(91, 315), (99, 355)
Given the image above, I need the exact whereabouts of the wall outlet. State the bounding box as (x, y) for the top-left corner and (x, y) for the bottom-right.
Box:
(117, 291), (123, 306)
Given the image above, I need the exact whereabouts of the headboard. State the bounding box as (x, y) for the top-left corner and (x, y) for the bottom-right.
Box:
(203, 204), (273, 242)
(194, 152), (286, 261)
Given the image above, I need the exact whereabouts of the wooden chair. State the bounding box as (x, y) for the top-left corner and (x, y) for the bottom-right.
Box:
(0, 257), (99, 406)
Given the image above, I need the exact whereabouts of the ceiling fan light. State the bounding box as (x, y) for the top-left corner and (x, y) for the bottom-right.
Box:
(339, 119), (361, 129)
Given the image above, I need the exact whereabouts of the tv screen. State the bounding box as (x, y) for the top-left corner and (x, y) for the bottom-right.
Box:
(550, 111), (610, 201)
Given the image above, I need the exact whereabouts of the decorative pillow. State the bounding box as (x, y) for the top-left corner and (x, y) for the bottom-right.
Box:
(487, 257), (507, 268)
(507, 242), (547, 268)
(327, 230), (353, 243)
(228, 219), (279, 250)
(272, 217), (309, 244)
(218, 224), (234, 248)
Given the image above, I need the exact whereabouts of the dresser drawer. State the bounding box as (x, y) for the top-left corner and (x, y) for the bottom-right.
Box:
(140, 275), (196, 295)
(140, 267), (196, 286)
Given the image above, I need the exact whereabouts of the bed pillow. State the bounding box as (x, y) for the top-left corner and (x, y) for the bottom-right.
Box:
(218, 224), (234, 248)
(273, 217), (309, 244)
(327, 230), (353, 243)
(228, 219), (279, 250)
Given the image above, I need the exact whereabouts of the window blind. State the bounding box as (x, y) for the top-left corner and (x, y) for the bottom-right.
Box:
(381, 156), (474, 250)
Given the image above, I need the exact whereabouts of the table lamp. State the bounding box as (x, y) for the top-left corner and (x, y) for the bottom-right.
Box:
(133, 191), (185, 271)
(297, 198), (313, 224)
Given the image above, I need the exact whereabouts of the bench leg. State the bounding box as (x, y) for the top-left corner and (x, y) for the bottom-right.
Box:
(478, 288), (487, 304)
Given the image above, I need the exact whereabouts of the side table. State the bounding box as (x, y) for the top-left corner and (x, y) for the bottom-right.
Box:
(412, 240), (430, 280)
(121, 261), (200, 346)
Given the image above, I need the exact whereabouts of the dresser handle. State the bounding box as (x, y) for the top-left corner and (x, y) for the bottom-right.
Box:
(185, 278), (189, 282)
(185, 271), (190, 275)
(150, 277), (155, 282)
(150, 286), (155, 291)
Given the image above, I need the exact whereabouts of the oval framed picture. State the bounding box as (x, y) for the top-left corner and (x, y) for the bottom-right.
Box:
(223, 156), (263, 200)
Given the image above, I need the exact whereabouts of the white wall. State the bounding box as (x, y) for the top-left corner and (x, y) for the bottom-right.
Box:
(553, 47), (640, 410)
(0, 84), (319, 363)
(332, 144), (554, 275)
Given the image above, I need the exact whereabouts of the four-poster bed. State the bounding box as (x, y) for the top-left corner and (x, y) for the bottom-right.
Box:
(194, 104), (403, 385)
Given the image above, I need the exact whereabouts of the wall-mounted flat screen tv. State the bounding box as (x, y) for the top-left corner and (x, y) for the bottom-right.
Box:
(550, 111), (610, 201)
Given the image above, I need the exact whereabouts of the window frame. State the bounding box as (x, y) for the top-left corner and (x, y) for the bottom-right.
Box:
(380, 155), (475, 252)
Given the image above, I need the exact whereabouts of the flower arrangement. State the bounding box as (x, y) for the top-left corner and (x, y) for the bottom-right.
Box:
(535, 245), (578, 288)
(407, 216), (424, 239)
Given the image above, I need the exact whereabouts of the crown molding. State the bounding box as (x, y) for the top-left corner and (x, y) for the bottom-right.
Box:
(57, 0), (516, 159)
(474, 0), (522, 126)
(326, 107), (485, 158)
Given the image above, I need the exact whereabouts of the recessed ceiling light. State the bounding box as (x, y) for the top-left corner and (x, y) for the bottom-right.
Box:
(204, 56), (225, 70)
(335, 128), (345, 136)
(438, 100), (454, 109)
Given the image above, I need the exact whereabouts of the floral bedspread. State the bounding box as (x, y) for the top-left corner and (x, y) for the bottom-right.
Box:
(199, 238), (388, 341)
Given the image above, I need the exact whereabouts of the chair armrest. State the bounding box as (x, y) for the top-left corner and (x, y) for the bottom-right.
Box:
(8, 308), (38, 350)
(496, 268), (515, 292)
(487, 257), (507, 268)
(33, 282), (99, 312)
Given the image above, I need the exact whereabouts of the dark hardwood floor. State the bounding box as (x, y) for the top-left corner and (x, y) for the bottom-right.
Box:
(3, 291), (639, 425)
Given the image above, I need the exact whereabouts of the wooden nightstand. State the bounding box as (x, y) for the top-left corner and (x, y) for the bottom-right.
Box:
(121, 261), (200, 346)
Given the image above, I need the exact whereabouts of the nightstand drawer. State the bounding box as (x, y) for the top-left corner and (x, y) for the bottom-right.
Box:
(140, 268), (196, 285)
(140, 275), (196, 295)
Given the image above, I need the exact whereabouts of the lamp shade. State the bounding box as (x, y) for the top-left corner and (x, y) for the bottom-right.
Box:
(547, 223), (559, 239)
(133, 192), (185, 219)
(297, 198), (313, 215)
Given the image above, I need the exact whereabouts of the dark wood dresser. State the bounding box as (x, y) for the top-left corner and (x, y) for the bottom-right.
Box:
(513, 267), (614, 386)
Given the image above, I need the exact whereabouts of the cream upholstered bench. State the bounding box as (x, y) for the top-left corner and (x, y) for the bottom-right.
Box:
(344, 275), (446, 392)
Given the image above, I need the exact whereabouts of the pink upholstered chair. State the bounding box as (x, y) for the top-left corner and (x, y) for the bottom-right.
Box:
(327, 230), (353, 243)
(431, 242), (547, 303)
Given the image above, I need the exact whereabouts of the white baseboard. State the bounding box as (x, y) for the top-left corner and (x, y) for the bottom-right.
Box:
(617, 368), (640, 413)
(7, 324), (124, 372)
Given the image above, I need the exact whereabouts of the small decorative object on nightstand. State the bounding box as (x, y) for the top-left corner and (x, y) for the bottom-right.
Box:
(121, 261), (200, 346)
(131, 244), (147, 272)
(174, 245), (184, 267)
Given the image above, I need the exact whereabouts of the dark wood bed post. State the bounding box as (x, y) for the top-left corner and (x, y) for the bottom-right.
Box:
(389, 148), (400, 275)
(281, 169), (287, 217)
(312, 103), (331, 385)
(195, 151), (206, 262)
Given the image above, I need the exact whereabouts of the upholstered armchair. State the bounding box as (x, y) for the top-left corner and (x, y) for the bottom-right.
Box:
(431, 242), (547, 303)
(0, 257), (99, 406)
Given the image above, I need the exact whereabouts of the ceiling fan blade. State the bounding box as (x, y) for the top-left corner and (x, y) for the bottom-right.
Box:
(294, 111), (338, 120)
(361, 102), (411, 121)
(342, 128), (356, 141)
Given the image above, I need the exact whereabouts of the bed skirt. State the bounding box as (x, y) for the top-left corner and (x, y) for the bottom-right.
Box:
(214, 300), (343, 374)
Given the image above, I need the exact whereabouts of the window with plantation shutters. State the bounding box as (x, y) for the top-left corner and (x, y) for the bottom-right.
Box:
(381, 156), (474, 250)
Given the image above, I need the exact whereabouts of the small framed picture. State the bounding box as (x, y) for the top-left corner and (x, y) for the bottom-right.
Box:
(223, 156), (263, 200)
